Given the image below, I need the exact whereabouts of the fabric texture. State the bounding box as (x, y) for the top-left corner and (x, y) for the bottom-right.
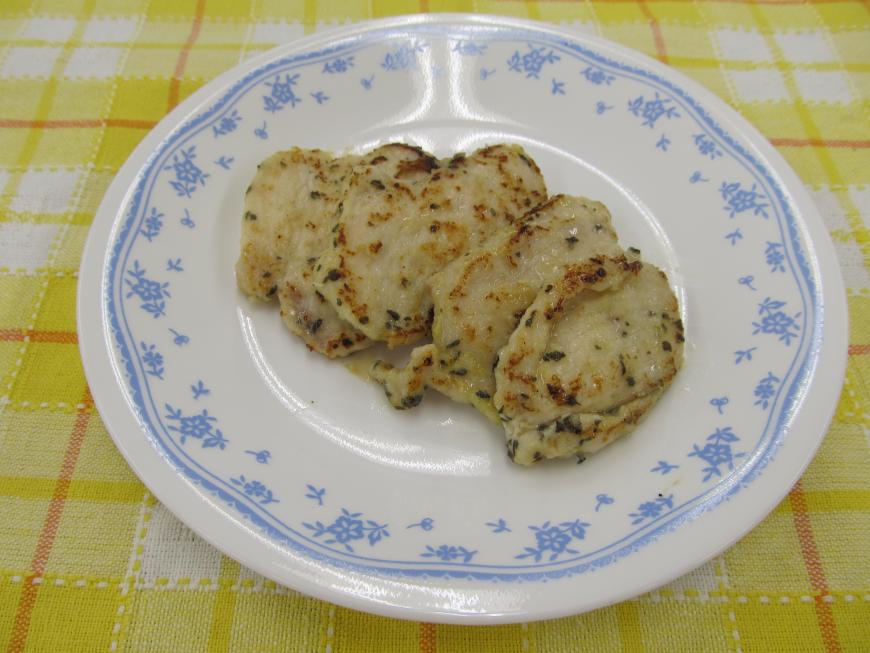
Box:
(0, 1), (868, 651)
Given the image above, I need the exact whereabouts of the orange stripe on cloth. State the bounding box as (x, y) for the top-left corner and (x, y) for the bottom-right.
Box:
(496, 0), (853, 4)
(0, 118), (157, 129)
(168, 0), (207, 112)
(770, 138), (870, 149)
(7, 389), (93, 653)
(849, 344), (870, 356)
(788, 480), (842, 653)
(419, 622), (437, 653)
(715, 0), (860, 3)
(638, 0), (668, 64)
(0, 329), (78, 344)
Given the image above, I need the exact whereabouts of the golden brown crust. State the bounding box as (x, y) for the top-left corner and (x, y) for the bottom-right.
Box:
(235, 147), (371, 357)
(494, 258), (684, 465)
(313, 144), (548, 348)
(369, 195), (628, 423)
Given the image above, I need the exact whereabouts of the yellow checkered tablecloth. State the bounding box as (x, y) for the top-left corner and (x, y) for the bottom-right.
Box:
(0, 0), (867, 651)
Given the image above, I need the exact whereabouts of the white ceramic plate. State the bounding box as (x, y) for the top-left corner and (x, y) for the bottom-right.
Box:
(78, 15), (847, 623)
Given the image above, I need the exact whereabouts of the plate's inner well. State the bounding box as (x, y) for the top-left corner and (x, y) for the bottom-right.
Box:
(106, 24), (817, 581)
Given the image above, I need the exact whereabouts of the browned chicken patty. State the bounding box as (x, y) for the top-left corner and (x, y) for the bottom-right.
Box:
(494, 260), (684, 465)
(235, 148), (370, 357)
(370, 195), (626, 421)
(237, 143), (683, 467)
(313, 144), (548, 348)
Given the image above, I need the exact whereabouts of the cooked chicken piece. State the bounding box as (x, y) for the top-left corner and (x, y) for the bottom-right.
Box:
(493, 261), (684, 465)
(236, 148), (352, 299)
(234, 147), (370, 356)
(370, 195), (626, 421)
(313, 144), (548, 348)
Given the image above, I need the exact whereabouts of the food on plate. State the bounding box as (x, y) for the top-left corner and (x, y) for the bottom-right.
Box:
(370, 195), (626, 420)
(494, 261), (684, 464)
(236, 142), (683, 465)
(235, 148), (370, 356)
(313, 144), (547, 347)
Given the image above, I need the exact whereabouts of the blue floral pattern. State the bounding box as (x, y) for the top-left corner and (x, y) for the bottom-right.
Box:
(140, 342), (164, 379)
(231, 475), (279, 504)
(765, 241), (786, 272)
(421, 545), (477, 564)
(381, 42), (425, 70)
(581, 65), (613, 85)
(212, 110), (241, 137)
(629, 494), (674, 525)
(125, 261), (169, 318)
(693, 132), (723, 159)
(507, 44), (559, 78)
(753, 372), (781, 409)
(263, 74), (302, 112)
(323, 56), (354, 73)
(720, 181), (769, 218)
(303, 508), (389, 553)
(627, 93), (679, 128)
(753, 297), (800, 345)
(164, 404), (228, 449)
(515, 519), (589, 562)
(163, 146), (208, 198)
(688, 427), (745, 481)
(140, 207), (163, 241)
(452, 40), (486, 56)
